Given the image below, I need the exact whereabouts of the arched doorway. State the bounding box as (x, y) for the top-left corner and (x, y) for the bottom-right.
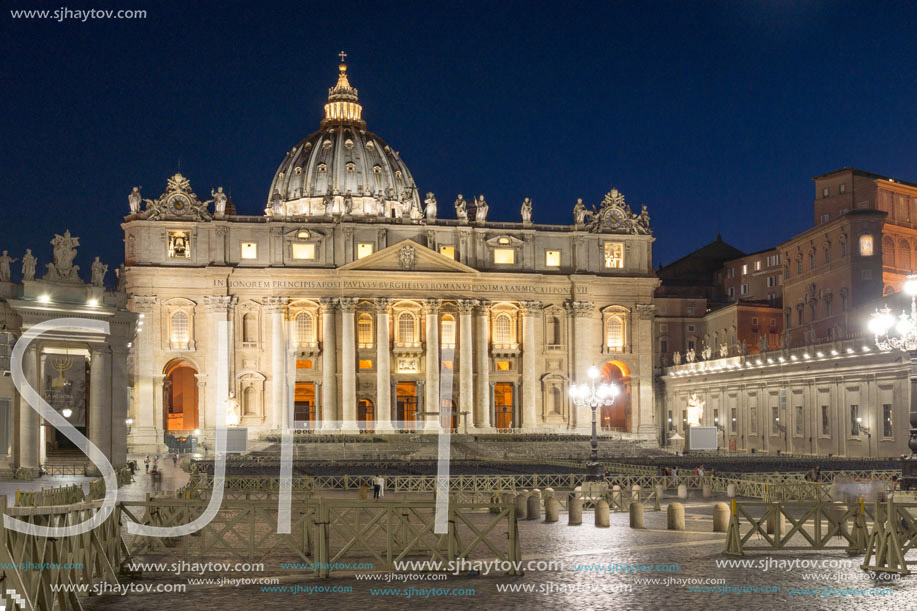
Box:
(358, 398), (375, 433)
(440, 398), (458, 431)
(396, 382), (417, 432)
(600, 361), (631, 432)
(163, 359), (199, 432)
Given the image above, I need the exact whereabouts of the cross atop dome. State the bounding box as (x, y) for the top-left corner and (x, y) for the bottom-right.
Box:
(324, 54), (364, 127)
(338, 50), (347, 62)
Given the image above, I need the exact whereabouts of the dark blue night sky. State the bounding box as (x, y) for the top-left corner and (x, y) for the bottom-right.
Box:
(2, 1), (916, 278)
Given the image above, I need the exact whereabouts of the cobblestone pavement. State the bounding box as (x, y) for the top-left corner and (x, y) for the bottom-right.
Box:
(85, 498), (913, 611)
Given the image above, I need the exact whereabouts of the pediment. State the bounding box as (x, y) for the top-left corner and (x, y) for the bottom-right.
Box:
(339, 239), (477, 273)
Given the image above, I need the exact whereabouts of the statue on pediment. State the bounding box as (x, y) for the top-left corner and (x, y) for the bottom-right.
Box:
(399, 244), (416, 270)
(521, 197), (533, 224)
(673, 351), (682, 365)
(21, 249), (36, 281)
(454, 194), (468, 222)
(43, 230), (81, 283)
(91, 257), (108, 287)
(573, 198), (592, 226)
(424, 193), (438, 221)
(212, 187), (227, 217)
(474, 195), (489, 222)
(343, 190), (354, 215)
(141, 173), (212, 222)
(586, 188), (651, 235)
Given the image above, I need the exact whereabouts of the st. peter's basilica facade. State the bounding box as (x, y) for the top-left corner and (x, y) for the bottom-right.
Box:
(122, 61), (659, 451)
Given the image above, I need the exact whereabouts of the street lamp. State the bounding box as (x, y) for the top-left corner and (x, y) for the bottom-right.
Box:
(869, 274), (917, 490)
(569, 365), (619, 480)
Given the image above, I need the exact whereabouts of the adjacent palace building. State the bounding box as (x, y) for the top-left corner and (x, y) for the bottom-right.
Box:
(122, 61), (660, 452)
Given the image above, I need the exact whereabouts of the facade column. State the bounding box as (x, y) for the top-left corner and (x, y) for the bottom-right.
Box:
(205, 296), (235, 434)
(340, 297), (358, 429)
(635, 304), (657, 438)
(474, 301), (491, 429)
(17, 345), (40, 479)
(129, 296), (160, 451)
(374, 299), (393, 431)
(88, 346), (112, 470)
(568, 300), (594, 432)
(521, 301), (540, 430)
(458, 300), (475, 429)
(110, 346), (129, 468)
(264, 297), (288, 430)
(424, 299), (441, 431)
(319, 298), (338, 429)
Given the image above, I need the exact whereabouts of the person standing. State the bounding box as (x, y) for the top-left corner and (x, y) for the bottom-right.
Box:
(372, 475), (381, 499)
(144, 455), (150, 473)
(378, 475), (385, 498)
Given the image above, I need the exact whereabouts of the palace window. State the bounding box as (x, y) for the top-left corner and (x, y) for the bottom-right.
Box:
(605, 315), (625, 351)
(545, 250), (561, 267)
(357, 243), (374, 259)
(168, 231), (190, 259)
(295, 312), (315, 346)
(170, 312), (190, 350)
(359, 359), (373, 370)
(358, 313), (374, 348)
(439, 245), (455, 259)
(441, 315), (456, 348)
(839, 183), (846, 194)
(494, 313), (514, 346)
(397, 312), (416, 344)
(494, 248), (515, 264)
(742, 264), (748, 275)
(604, 243), (624, 269)
(241, 242), (258, 259)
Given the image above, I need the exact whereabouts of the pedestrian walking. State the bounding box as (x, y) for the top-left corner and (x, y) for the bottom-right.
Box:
(372, 475), (381, 499)
(378, 474), (385, 498)
(172, 453), (178, 468)
(144, 455), (150, 473)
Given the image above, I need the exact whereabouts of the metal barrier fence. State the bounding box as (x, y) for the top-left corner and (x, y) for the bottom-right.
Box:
(862, 498), (917, 575)
(15, 467), (133, 507)
(122, 496), (520, 576)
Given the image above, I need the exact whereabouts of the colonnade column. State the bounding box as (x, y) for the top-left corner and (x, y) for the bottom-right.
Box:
(88, 346), (112, 470)
(374, 298), (392, 432)
(110, 346), (129, 468)
(474, 300), (491, 429)
(568, 300), (594, 432)
(635, 303), (658, 437)
(129, 296), (159, 450)
(320, 298), (338, 429)
(205, 295), (235, 434)
(458, 300), (475, 430)
(17, 344), (40, 479)
(340, 297), (358, 429)
(521, 301), (540, 430)
(424, 299), (441, 431)
(264, 296), (288, 430)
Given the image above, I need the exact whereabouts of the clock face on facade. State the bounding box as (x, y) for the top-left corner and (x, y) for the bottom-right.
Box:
(168, 194), (190, 215)
(605, 207), (625, 228)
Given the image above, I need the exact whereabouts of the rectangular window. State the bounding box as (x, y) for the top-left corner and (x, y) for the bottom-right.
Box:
(441, 360), (454, 370)
(883, 404), (893, 437)
(494, 248), (515, 264)
(439, 245), (455, 259)
(741, 284), (749, 295)
(728, 287), (735, 298)
(754, 260), (762, 271)
(660, 339), (668, 353)
(604, 242), (624, 268)
(822, 187), (829, 198)
(839, 183), (846, 194)
(809, 253), (816, 270)
(767, 276), (775, 287)
(240, 242), (258, 259)
(727, 268), (735, 279)
(821, 214), (830, 224)
(687, 324), (696, 332)
(296, 359), (313, 370)
(359, 359), (373, 370)
(795, 406), (803, 436)
(357, 243), (374, 259)
(772, 406), (779, 434)
(292, 243), (315, 260)
(821, 405), (829, 436)
(840, 241), (847, 256)
(796, 259), (802, 274)
(496, 360), (511, 371)
(859, 234), (873, 256)
(798, 309), (804, 325)
(769, 318), (776, 328)
(750, 407), (757, 434)
(850, 405), (859, 436)
(545, 250), (561, 267)
(824, 249), (831, 264)
(686, 305), (695, 315)
(752, 317), (759, 326)
(742, 264), (748, 275)
(730, 407), (737, 434)
(168, 231), (190, 258)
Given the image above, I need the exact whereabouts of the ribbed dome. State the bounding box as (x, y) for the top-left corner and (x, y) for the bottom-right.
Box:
(266, 60), (421, 219)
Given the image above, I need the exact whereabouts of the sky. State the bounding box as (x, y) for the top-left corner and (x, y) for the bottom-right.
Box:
(2, 0), (917, 279)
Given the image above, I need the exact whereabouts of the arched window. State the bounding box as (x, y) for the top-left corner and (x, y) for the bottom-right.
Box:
(242, 313), (257, 344)
(898, 240), (911, 271)
(295, 312), (314, 346)
(398, 312), (415, 344)
(883, 237), (895, 267)
(606, 316), (624, 351)
(171, 312), (189, 349)
(441, 314), (456, 347)
(358, 313), (374, 347)
(494, 313), (513, 346)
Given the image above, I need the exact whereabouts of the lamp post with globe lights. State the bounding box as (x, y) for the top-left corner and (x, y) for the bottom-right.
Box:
(569, 365), (619, 480)
(869, 274), (917, 490)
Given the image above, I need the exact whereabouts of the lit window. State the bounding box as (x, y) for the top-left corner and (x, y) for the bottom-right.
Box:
(545, 250), (561, 267)
(295, 312), (314, 346)
(741, 264), (748, 275)
(839, 183), (846, 194)
(441, 315), (456, 347)
(296, 359), (313, 370)
(442, 360), (454, 370)
(754, 260), (762, 271)
(397, 312), (415, 344)
(358, 313), (373, 347)
(822, 187), (829, 198)
(170, 312), (189, 349)
(292, 243), (315, 260)
(604, 243), (624, 269)
(498, 237), (511, 245)
(494, 313), (513, 345)
(859, 234), (873, 256)
(241, 242), (258, 259)
(359, 359), (373, 370)
(494, 248), (515, 264)
(357, 243), (374, 259)
(606, 315), (624, 350)
(296, 230), (310, 239)
(439, 245), (455, 259)
(496, 360), (511, 371)
(821, 214), (830, 224)
(168, 231), (190, 258)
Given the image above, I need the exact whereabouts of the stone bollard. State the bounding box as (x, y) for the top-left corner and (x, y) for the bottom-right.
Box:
(702, 483), (711, 498)
(713, 502), (730, 532)
(544, 487), (554, 499)
(515, 493), (528, 520)
(595, 500), (610, 527)
(568, 495), (583, 525)
(826, 503), (849, 536)
(527, 492), (542, 521)
(545, 497), (560, 523)
(655, 484), (664, 499)
(765, 510), (786, 535)
(677, 484), (688, 500)
(667, 502), (686, 531)
(611, 485), (622, 508)
(629, 501), (645, 529)
(726, 483), (736, 498)
(631, 484), (641, 502)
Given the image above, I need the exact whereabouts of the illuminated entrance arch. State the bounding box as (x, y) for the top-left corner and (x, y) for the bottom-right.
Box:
(163, 358), (199, 432)
(600, 360), (631, 432)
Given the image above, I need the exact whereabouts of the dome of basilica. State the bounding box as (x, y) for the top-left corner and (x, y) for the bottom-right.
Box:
(266, 60), (421, 218)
